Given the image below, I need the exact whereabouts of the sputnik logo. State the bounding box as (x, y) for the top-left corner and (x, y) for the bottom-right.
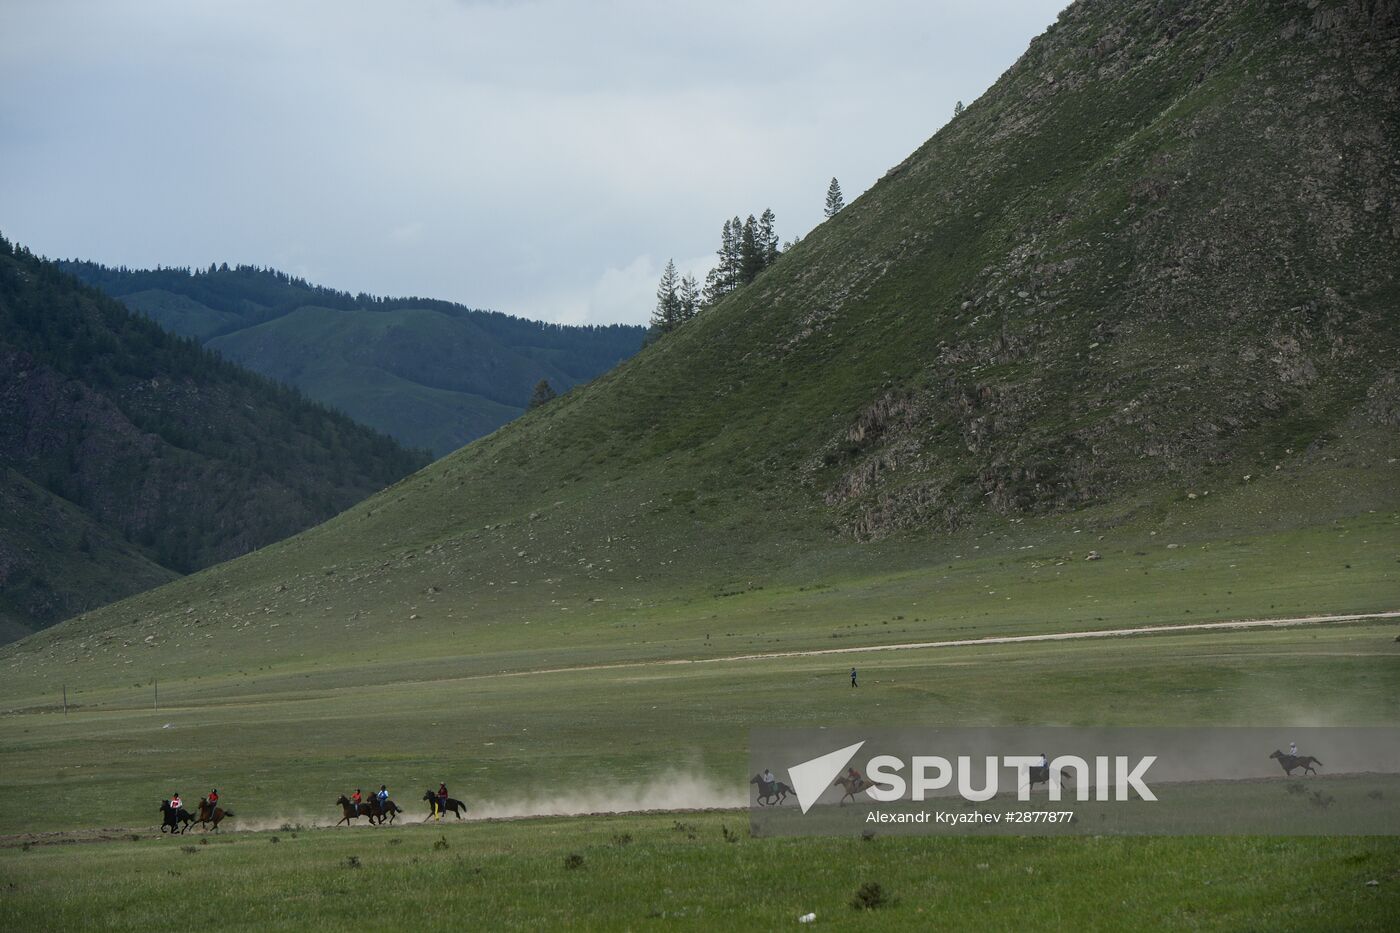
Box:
(788, 741), (865, 814)
(782, 740), (1158, 813)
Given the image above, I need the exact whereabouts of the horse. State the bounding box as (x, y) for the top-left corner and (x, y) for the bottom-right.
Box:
(750, 774), (794, 806)
(832, 775), (869, 805)
(160, 800), (194, 834)
(1270, 750), (1323, 776)
(193, 797), (232, 832)
(1025, 765), (1075, 794)
(422, 790), (468, 821)
(369, 796), (403, 825)
(335, 795), (380, 826)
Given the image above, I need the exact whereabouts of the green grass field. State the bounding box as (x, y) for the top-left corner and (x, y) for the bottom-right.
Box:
(3, 498), (1396, 928)
(3, 812), (1398, 931)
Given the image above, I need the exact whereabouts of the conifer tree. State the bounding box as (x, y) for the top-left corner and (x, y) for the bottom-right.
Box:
(758, 208), (779, 266)
(528, 378), (556, 409)
(678, 274), (700, 323)
(651, 259), (681, 333)
(738, 215), (764, 285)
(824, 177), (845, 218)
(702, 266), (725, 308)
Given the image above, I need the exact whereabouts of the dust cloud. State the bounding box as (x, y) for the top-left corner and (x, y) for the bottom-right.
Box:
(470, 770), (744, 820)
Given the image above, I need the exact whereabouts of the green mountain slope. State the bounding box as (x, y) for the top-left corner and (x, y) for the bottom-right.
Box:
(63, 263), (646, 455)
(0, 240), (428, 641)
(204, 305), (550, 454)
(4, 0), (1398, 699)
(0, 468), (178, 644)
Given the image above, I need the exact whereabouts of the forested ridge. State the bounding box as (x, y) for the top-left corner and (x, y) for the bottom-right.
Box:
(0, 236), (428, 641)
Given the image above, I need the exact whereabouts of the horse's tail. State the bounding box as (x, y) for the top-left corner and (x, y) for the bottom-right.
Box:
(223, 809), (234, 818)
(1312, 758), (1323, 768)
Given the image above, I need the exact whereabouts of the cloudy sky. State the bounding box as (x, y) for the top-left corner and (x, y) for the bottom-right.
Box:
(1, 1), (1065, 325)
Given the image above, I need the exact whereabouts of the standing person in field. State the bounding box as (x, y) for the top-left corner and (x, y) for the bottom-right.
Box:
(850, 666), (858, 688)
(437, 783), (449, 821)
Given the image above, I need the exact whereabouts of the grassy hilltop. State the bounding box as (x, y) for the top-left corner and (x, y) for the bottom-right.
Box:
(1, 0), (1399, 926)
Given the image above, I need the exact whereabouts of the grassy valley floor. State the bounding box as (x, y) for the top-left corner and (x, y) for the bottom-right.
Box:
(2, 813), (1398, 931)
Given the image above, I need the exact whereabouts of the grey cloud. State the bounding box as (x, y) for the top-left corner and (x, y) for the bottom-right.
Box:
(0, 0), (1065, 324)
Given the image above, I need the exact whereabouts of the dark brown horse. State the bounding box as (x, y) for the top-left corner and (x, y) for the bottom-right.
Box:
(335, 795), (379, 826)
(1270, 750), (1323, 776)
(193, 797), (232, 831)
(750, 774), (794, 806)
(160, 800), (193, 834)
(1025, 765), (1075, 793)
(832, 775), (869, 805)
(422, 790), (468, 820)
(369, 796), (403, 825)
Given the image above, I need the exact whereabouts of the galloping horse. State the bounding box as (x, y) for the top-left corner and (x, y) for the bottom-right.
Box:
(193, 797), (232, 832)
(335, 795), (379, 826)
(160, 800), (194, 834)
(1025, 765), (1075, 794)
(750, 774), (794, 806)
(422, 790), (468, 821)
(1270, 750), (1323, 776)
(832, 775), (869, 805)
(369, 796), (404, 825)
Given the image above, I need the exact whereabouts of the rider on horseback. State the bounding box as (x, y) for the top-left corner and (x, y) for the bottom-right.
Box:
(171, 792), (182, 811)
(762, 768), (776, 787)
(436, 783), (449, 821)
(208, 788), (219, 811)
(847, 766), (863, 788)
(377, 785), (389, 803)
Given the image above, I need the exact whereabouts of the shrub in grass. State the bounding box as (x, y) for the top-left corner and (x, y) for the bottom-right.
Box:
(270, 836), (279, 843)
(851, 881), (892, 911)
(564, 853), (585, 870)
(611, 833), (632, 847)
(721, 825), (739, 844)
(345, 856), (361, 869)
(433, 836), (450, 851)
(181, 846), (198, 855)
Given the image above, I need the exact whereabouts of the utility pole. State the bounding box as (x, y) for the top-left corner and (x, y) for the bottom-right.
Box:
(63, 684), (67, 716)
(154, 677), (158, 711)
